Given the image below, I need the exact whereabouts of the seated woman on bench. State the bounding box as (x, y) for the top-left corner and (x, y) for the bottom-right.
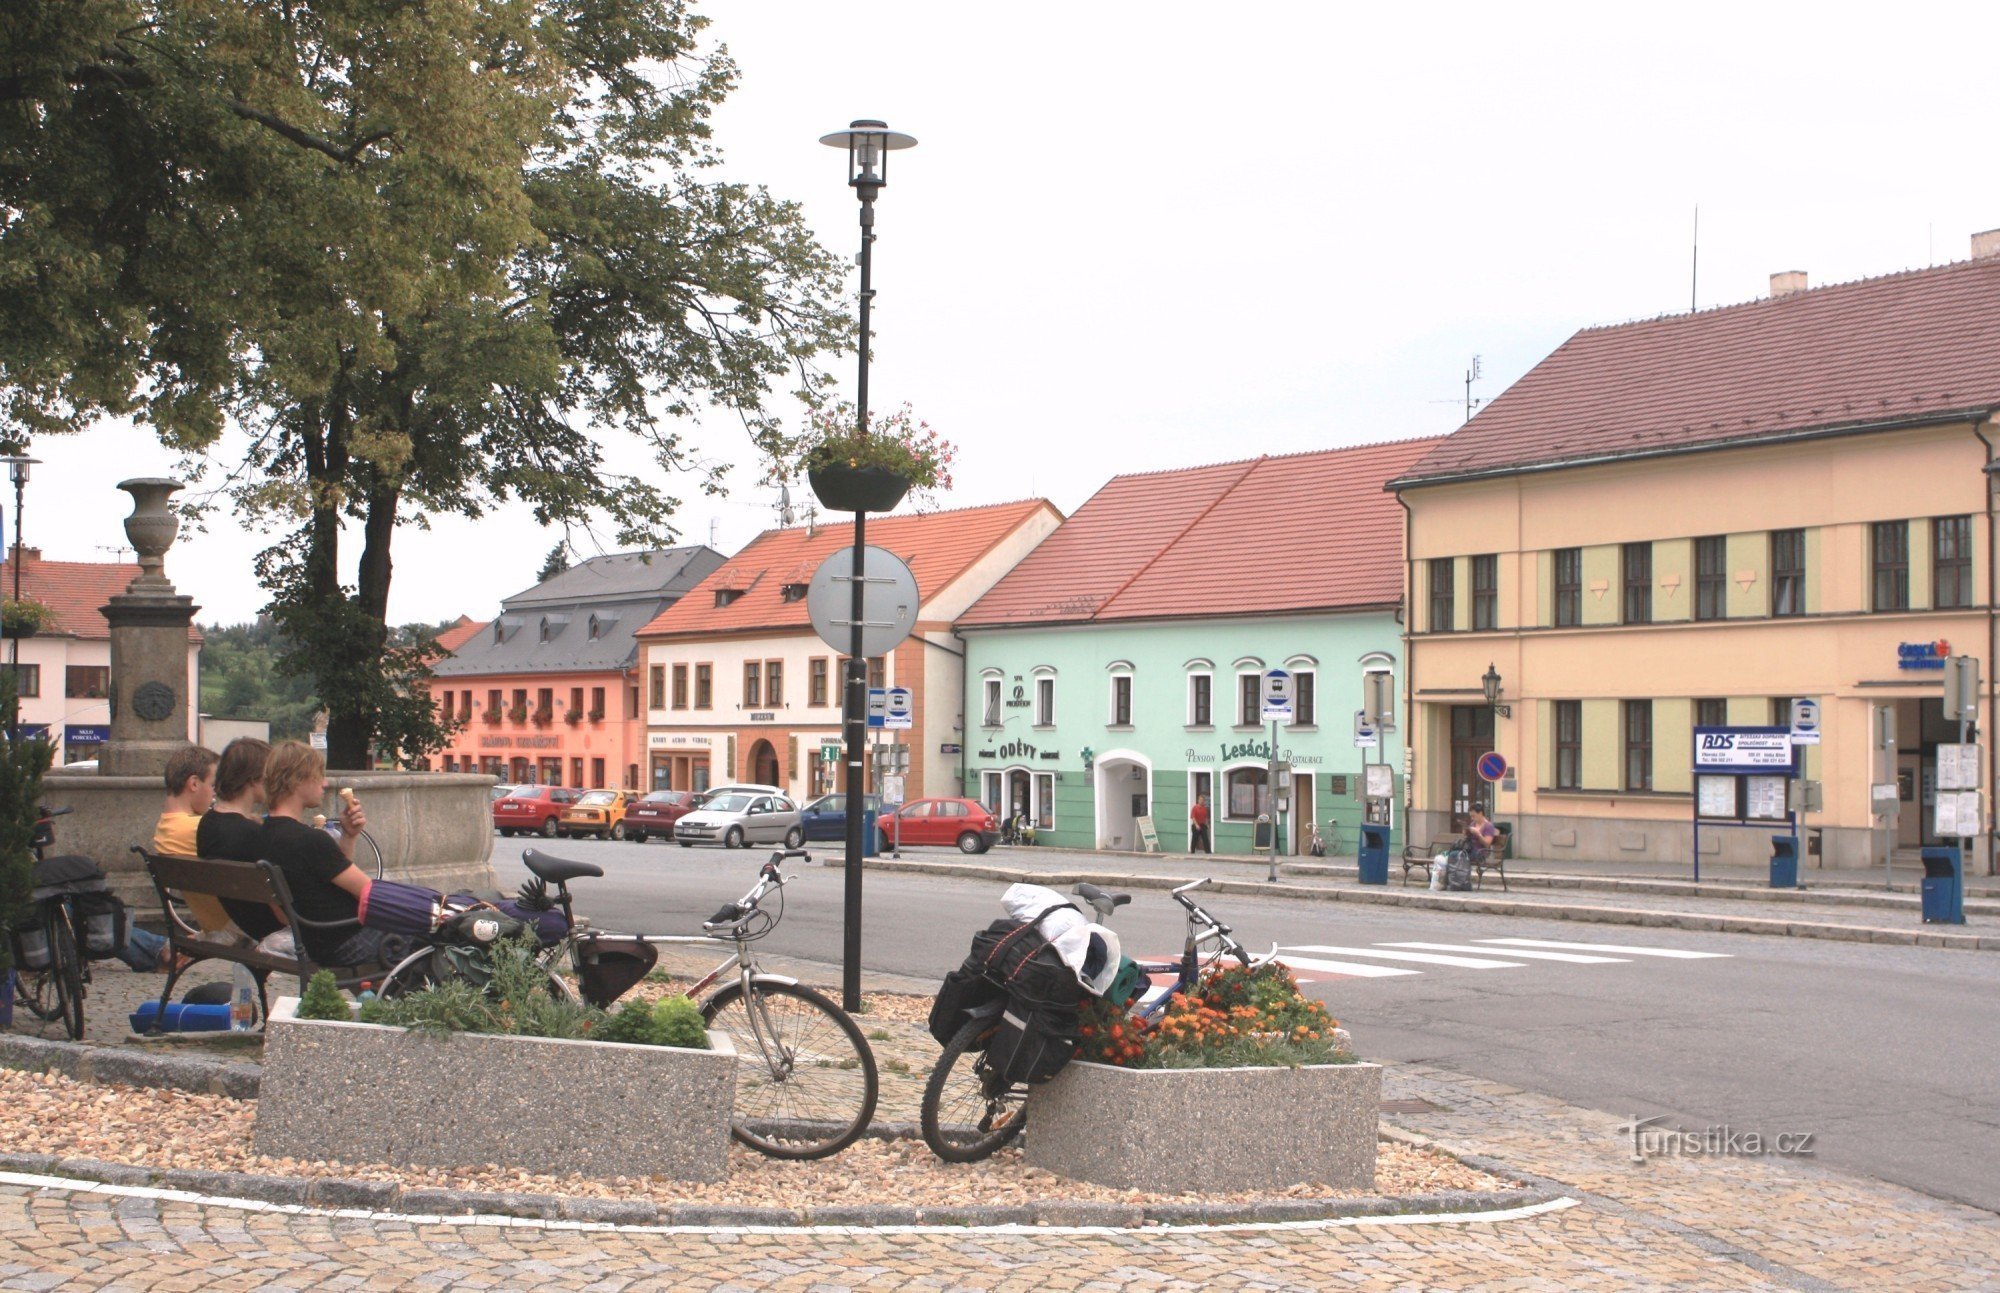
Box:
(197, 737), (288, 946)
(1461, 808), (1499, 863)
(257, 742), (378, 969)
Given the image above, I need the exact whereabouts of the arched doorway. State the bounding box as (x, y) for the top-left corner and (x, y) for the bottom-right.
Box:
(748, 738), (781, 789)
(1093, 749), (1152, 850)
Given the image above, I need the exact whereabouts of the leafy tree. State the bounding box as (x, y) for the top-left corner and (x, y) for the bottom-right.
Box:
(198, 619), (323, 741)
(538, 545), (568, 583)
(0, 673), (53, 974)
(1, 1), (849, 768)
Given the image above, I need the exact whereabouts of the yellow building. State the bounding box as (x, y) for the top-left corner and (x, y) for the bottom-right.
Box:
(1392, 234), (2000, 873)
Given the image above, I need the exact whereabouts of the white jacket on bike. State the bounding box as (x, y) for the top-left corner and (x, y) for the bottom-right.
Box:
(1000, 883), (1122, 996)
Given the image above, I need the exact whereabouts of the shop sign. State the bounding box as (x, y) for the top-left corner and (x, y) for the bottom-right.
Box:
(749, 712), (776, 722)
(1185, 748), (1218, 763)
(996, 739), (1039, 761)
(1898, 639), (1950, 671)
(64, 725), (110, 744)
(1220, 736), (1277, 763)
(647, 732), (713, 749)
(1693, 727), (1799, 773)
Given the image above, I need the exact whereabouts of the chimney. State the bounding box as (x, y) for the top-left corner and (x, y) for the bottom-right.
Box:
(1973, 228), (2000, 260)
(1769, 270), (1808, 297)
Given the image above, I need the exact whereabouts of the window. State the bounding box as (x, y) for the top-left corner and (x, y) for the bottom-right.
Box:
(1623, 700), (1652, 791)
(780, 583), (808, 603)
(1872, 521), (1909, 611)
(570, 757), (584, 788)
(1695, 536), (1727, 621)
(512, 688), (528, 717)
(1622, 542), (1652, 625)
(1224, 767), (1270, 821)
(1934, 516), (1973, 610)
(648, 667), (665, 710)
(672, 664), (689, 710)
(1189, 674), (1212, 727)
(1238, 673), (1262, 726)
(1110, 675), (1132, 726)
(694, 664), (712, 709)
(1294, 671), (1316, 726)
(488, 688), (503, 717)
(536, 688), (553, 720)
(1036, 676), (1055, 726)
(627, 685), (639, 719)
(591, 758), (605, 789)
(766, 661), (783, 707)
(1035, 772), (1055, 830)
(570, 686), (584, 716)
(1472, 554), (1498, 630)
(810, 658), (829, 707)
(1554, 701), (1581, 789)
(590, 686), (605, 717)
(867, 657), (886, 690)
(64, 666), (110, 700)
(983, 677), (1002, 727)
(1771, 697), (1798, 728)
(1429, 557), (1455, 632)
(1696, 698), (1728, 728)
(743, 661), (761, 708)
(1553, 548), (1582, 626)
(1771, 529), (1806, 617)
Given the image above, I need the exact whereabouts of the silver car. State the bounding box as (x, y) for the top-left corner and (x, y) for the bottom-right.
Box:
(674, 790), (804, 850)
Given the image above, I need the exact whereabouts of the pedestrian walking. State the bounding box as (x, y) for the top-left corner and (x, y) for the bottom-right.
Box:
(1190, 795), (1212, 853)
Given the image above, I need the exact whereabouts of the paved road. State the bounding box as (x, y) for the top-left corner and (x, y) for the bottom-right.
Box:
(505, 836), (2000, 1214)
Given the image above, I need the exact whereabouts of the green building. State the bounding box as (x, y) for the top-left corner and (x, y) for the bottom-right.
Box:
(956, 438), (1440, 855)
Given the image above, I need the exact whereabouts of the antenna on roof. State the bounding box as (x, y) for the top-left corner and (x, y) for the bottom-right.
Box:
(708, 517), (719, 550)
(1690, 204), (1699, 312)
(1464, 356), (1483, 423)
(777, 481), (795, 527)
(96, 544), (134, 560)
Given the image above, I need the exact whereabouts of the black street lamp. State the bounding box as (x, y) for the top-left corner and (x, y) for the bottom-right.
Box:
(1, 455), (37, 733)
(819, 119), (916, 1013)
(1481, 663), (1512, 719)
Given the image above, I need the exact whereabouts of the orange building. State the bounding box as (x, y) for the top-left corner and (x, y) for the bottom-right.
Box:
(428, 548), (723, 788)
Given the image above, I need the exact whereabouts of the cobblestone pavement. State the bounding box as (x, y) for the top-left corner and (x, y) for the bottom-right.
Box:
(1, 1063), (1994, 1291)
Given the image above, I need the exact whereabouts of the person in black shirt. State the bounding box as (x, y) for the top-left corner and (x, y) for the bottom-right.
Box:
(258, 741), (380, 968)
(197, 737), (284, 940)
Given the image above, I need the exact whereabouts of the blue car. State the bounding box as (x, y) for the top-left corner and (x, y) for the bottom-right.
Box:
(799, 793), (882, 842)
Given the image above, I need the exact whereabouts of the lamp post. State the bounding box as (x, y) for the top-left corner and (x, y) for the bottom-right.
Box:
(1480, 663), (1512, 719)
(820, 119), (916, 1013)
(0, 456), (38, 734)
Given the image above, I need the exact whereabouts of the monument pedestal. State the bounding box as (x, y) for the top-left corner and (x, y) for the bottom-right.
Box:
(95, 478), (199, 778)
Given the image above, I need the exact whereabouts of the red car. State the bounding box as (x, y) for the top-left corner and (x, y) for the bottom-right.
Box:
(493, 785), (580, 838)
(878, 797), (1001, 855)
(624, 789), (702, 844)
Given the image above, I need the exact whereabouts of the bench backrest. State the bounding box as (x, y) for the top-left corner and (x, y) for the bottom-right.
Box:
(140, 850), (296, 910)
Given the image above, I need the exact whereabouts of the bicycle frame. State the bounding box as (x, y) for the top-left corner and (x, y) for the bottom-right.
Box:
(1110, 878), (1269, 1022)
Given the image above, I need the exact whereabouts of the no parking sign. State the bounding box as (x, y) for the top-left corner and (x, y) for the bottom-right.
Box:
(1476, 752), (1508, 783)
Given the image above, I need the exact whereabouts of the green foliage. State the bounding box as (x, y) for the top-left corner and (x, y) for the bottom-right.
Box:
(358, 936), (601, 1041)
(296, 970), (350, 1021)
(0, 674), (52, 974)
(198, 620), (322, 739)
(0, 599), (54, 637)
(596, 993), (708, 1049)
(2, 0), (850, 769)
(538, 545), (568, 583)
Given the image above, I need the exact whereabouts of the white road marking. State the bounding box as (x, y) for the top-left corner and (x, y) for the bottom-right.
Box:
(1478, 938), (1732, 959)
(1382, 941), (1632, 965)
(1271, 955), (1422, 979)
(1283, 944), (1528, 970)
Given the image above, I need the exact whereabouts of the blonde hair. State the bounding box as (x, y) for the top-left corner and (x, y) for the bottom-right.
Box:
(261, 741), (326, 808)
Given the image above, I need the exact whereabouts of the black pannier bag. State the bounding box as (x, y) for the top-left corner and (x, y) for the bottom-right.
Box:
(935, 904), (1088, 1084)
(927, 962), (1004, 1046)
(575, 934), (659, 1008)
(28, 855), (127, 962)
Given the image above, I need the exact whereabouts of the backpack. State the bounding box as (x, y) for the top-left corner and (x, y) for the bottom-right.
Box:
(1444, 850), (1474, 892)
(928, 904), (1086, 1087)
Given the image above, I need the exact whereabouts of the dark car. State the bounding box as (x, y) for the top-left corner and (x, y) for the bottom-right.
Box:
(879, 797), (1001, 854)
(624, 789), (700, 844)
(798, 793), (882, 842)
(492, 785), (579, 837)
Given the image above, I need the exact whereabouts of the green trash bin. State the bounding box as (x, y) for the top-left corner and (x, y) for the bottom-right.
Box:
(1494, 822), (1513, 860)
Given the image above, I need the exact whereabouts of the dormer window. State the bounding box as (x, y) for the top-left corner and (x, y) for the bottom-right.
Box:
(539, 617), (552, 643)
(715, 589), (743, 608)
(781, 583), (808, 603)
(587, 613), (600, 639)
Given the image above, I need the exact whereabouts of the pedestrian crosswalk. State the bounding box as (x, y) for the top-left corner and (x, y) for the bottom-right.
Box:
(1263, 936), (1733, 984)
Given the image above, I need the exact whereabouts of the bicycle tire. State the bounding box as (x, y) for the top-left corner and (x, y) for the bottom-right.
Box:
(700, 981), (878, 1160)
(49, 906), (84, 1042)
(920, 1016), (1027, 1163)
(15, 953), (57, 1021)
(356, 829), (386, 880)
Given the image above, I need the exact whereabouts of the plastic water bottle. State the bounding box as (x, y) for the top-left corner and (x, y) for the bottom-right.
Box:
(230, 963), (257, 1031)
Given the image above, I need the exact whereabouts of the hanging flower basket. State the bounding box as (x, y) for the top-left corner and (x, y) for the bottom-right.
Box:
(0, 598), (53, 639)
(808, 464), (912, 513)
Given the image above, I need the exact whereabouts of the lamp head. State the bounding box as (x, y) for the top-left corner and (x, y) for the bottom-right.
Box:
(818, 119), (917, 194)
(1481, 663), (1502, 705)
(1, 456), (36, 486)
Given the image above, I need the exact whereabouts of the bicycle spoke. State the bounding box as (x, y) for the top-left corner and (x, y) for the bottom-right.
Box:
(703, 982), (877, 1159)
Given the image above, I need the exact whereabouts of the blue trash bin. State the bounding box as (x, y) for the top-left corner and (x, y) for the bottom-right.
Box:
(861, 809), (880, 859)
(1769, 835), (1799, 889)
(1920, 846), (1964, 924)
(1358, 824), (1390, 885)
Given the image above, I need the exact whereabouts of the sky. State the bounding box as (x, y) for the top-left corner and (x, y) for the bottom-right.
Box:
(24, 1), (2000, 626)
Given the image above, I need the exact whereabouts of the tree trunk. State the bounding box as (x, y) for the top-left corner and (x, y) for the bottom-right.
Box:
(323, 480), (399, 768)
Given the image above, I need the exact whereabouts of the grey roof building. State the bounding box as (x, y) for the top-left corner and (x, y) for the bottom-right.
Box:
(436, 547), (724, 677)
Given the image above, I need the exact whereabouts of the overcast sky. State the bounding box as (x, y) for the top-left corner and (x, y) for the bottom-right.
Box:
(27, 2), (2000, 626)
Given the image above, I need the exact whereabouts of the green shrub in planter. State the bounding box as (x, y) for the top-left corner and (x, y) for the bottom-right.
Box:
(598, 994), (707, 1049)
(297, 970), (350, 1021)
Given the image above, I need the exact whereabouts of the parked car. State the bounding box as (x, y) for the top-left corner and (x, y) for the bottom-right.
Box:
(489, 783), (520, 803)
(492, 786), (579, 837)
(624, 789), (701, 843)
(798, 793), (882, 842)
(561, 789), (634, 840)
(879, 797), (1001, 854)
(674, 790), (804, 850)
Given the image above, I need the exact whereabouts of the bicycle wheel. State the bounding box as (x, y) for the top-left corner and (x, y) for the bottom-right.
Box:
(14, 953), (57, 1021)
(49, 907), (85, 1042)
(701, 981), (878, 1160)
(356, 829), (386, 879)
(920, 1016), (1027, 1163)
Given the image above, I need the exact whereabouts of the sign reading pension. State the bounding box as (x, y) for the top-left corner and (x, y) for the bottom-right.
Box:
(1693, 727), (1799, 774)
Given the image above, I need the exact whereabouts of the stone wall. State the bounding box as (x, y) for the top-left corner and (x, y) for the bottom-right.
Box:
(40, 770), (498, 904)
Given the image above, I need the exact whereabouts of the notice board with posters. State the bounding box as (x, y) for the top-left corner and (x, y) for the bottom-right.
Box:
(1691, 726), (1801, 883)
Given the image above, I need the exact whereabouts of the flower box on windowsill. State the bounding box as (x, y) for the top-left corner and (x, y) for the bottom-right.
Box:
(564, 711), (584, 726)
(808, 464), (911, 513)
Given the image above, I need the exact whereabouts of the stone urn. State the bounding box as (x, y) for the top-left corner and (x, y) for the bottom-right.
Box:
(117, 478), (183, 588)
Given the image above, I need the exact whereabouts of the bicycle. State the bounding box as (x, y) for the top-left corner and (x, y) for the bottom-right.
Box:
(373, 846), (879, 1161)
(920, 877), (1264, 1163)
(11, 806), (108, 1041)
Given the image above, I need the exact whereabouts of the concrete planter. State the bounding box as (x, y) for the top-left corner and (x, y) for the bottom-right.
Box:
(254, 998), (737, 1182)
(1025, 1058), (1381, 1193)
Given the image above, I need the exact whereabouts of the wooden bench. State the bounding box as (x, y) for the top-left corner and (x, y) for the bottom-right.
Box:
(1399, 840), (1509, 891)
(135, 849), (393, 1032)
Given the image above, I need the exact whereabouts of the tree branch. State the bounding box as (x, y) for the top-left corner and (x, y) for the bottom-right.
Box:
(224, 99), (393, 164)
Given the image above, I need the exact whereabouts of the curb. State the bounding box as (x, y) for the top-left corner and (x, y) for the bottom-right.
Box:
(0, 1151), (1562, 1229)
(858, 858), (1998, 951)
(0, 1033), (259, 1098)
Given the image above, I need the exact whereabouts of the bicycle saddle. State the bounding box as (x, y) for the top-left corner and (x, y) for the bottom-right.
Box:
(1072, 882), (1132, 918)
(520, 849), (603, 884)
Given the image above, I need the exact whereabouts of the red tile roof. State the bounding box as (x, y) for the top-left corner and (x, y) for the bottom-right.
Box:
(433, 616), (486, 652)
(1394, 254), (2000, 488)
(636, 499), (1062, 638)
(0, 548), (202, 642)
(959, 438), (1444, 627)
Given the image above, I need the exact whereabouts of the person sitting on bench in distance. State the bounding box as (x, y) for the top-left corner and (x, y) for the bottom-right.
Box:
(1462, 808), (1499, 863)
(197, 737), (287, 945)
(257, 741), (378, 968)
(153, 743), (241, 941)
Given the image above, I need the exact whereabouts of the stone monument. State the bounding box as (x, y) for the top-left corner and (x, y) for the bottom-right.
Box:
(97, 478), (199, 777)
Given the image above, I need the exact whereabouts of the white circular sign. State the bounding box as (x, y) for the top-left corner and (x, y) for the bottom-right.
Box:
(807, 546), (920, 658)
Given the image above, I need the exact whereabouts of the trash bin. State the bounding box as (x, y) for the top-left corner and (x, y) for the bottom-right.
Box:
(1253, 814), (1273, 851)
(1358, 824), (1390, 885)
(1768, 834), (1799, 889)
(861, 809), (880, 860)
(1494, 821), (1513, 861)
(1920, 846), (1965, 924)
